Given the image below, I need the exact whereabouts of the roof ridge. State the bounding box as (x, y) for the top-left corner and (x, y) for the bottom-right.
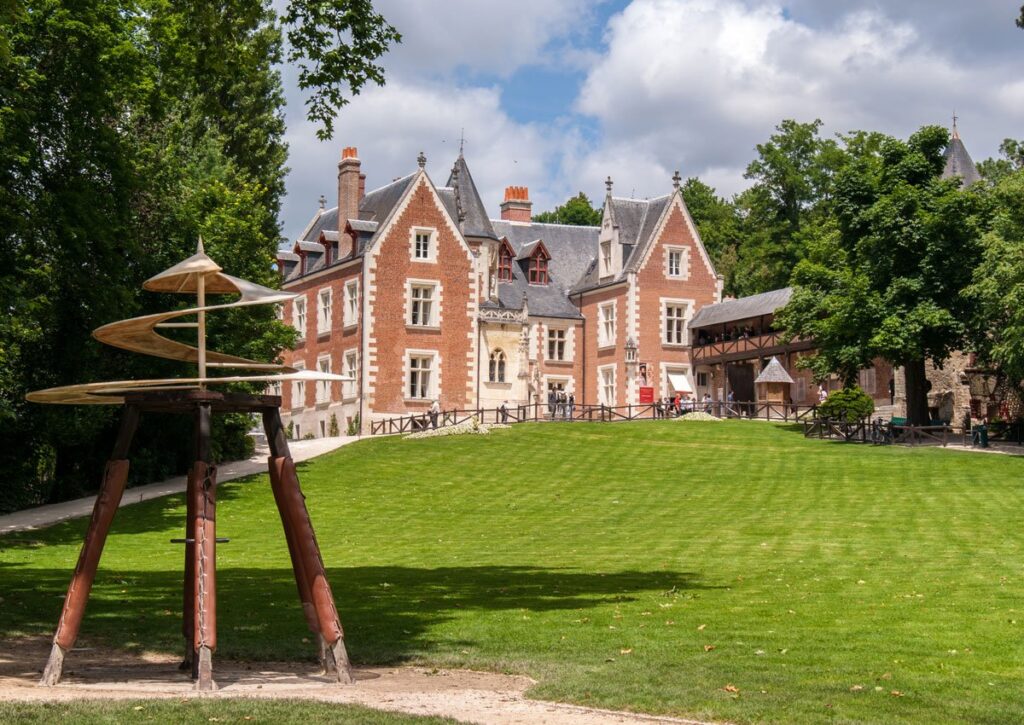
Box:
(491, 219), (600, 230)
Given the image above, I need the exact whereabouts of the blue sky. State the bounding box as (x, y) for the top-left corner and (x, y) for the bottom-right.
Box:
(279, 0), (1024, 241)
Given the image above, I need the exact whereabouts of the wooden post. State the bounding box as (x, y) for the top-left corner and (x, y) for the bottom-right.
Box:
(41, 405), (139, 686)
(179, 466), (197, 674)
(191, 402), (217, 691)
(263, 408), (354, 684)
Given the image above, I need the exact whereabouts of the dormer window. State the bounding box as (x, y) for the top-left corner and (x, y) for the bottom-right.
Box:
(601, 241), (612, 276)
(497, 240), (514, 282)
(529, 255), (548, 284)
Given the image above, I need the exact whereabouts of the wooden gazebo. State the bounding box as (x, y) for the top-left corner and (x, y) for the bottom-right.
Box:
(754, 356), (794, 404)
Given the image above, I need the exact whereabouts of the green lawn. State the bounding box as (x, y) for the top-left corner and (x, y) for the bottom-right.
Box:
(2, 421), (1023, 724)
(0, 699), (454, 724)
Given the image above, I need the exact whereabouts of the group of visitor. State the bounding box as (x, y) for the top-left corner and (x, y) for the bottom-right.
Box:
(654, 392), (717, 418)
(547, 389), (576, 419)
(695, 325), (769, 346)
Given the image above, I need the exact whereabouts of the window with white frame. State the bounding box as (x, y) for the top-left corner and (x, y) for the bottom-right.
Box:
(664, 302), (688, 345)
(410, 228), (436, 261)
(600, 240), (612, 276)
(266, 380), (282, 397)
(293, 297), (306, 336)
(599, 302), (616, 347)
(316, 356), (331, 404)
(344, 350), (357, 399)
(408, 353), (433, 399)
(343, 279), (358, 327)
(408, 283), (436, 326)
(666, 247), (689, 279)
(547, 328), (566, 361)
(317, 289), (332, 334)
(292, 362), (306, 408)
(488, 349), (506, 383)
(599, 365), (616, 406)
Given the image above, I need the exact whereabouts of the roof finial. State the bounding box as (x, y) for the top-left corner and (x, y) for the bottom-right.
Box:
(197, 235), (205, 254)
(951, 111), (960, 140)
(605, 176), (613, 195)
(672, 170), (681, 191)
(318, 194), (326, 210)
(417, 150), (427, 169)
(459, 127), (465, 156)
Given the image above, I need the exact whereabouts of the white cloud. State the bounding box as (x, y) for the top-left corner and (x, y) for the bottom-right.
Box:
(282, 80), (566, 239)
(569, 0), (1024, 199)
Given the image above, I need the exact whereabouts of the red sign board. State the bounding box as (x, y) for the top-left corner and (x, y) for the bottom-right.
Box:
(639, 386), (654, 404)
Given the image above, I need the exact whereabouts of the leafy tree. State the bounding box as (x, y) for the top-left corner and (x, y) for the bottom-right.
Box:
(778, 126), (986, 424)
(977, 138), (1024, 184)
(730, 119), (845, 296)
(680, 177), (740, 291)
(533, 192), (602, 226)
(965, 168), (1024, 394)
(0, 0), (399, 512)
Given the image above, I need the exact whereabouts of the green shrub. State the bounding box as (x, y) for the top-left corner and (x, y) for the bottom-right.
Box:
(818, 386), (875, 422)
(328, 413), (340, 437)
(347, 414), (360, 436)
(286, 420), (295, 440)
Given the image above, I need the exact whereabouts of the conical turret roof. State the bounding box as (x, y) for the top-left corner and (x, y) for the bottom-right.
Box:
(755, 356), (794, 384)
(445, 155), (498, 241)
(942, 122), (981, 187)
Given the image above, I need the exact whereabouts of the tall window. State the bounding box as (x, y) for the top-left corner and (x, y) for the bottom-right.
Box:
(409, 284), (435, 326)
(548, 328), (566, 361)
(293, 298), (306, 336)
(859, 367), (877, 394)
(601, 241), (612, 275)
(292, 363), (306, 408)
(344, 350), (358, 399)
(668, 250), (682, 277)
(529, 253), (548, 284)
(408, 355), (432, 399)
(488, 349), (506, 383)
(317, 289), (332, 334)
(498, 243), (513, 281)
(317, 357), (331, 403)
(343, 280), (358, 327)
(599, 302), (616, 347)
(600, 366), (615, 405)
(414, 231), (431, 259)
(664, 303), (688, 344)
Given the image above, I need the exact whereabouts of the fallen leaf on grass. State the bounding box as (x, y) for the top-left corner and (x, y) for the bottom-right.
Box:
(891, 690), (904, 697)
(133, 706), (145, 711)
(620, 648), (633, 655)
(850, 685), (863, 692)
(723, 684), (739, 693)
(697, 624), (706, 630)
(704, 644), (716, 652)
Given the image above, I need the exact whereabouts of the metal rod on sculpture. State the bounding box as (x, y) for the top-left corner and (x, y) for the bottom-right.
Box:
(196, 237), (207, 388)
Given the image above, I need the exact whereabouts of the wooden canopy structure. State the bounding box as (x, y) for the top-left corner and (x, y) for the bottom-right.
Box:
(754, 356), (795, 404)
(28, 241), (353, 691)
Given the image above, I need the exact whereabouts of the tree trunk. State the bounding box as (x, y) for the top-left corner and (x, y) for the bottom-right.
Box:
(903, 358), (930, 425)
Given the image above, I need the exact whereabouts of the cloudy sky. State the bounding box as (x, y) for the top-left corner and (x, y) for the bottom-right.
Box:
(278, 0), (1024, 241)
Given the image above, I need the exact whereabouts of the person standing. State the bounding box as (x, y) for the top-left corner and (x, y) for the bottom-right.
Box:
(429, 399), (440, 429)
(498, 400), (509, 423)
(567, 391), (575, 419)
(547, 388), (556, 418)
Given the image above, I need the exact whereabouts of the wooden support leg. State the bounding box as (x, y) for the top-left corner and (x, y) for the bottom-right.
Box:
(266, 455), (323, 668)
(192, 403), (217, 691)
(41, 405), (139, 686)
(263, 408), (354, 684)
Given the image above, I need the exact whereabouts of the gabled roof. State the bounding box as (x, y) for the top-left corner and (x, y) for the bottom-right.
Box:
(515, 239), (550, 261)
(942, 132), (981, 187)
(444, 155), (498, 241)
(690, 287), (793, 329)
(623, 194), (673, 273)
(359, 173), (417, 224)
(347, 219), (378, 233)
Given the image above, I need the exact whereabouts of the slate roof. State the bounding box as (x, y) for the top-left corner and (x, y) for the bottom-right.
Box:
(347, 219), (378, 233)
(490, 219), (599, 319)
(942, 134), (981, 187)
(754, 356), (794, 384)
(444, 156), (498, 241)
(690, 287), (793, 329)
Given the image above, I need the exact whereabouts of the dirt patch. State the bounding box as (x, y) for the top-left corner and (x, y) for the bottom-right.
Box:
(0, 638), (714, 725)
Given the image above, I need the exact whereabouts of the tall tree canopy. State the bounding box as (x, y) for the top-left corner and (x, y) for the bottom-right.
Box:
(0, 0), (399, 512)
(680, 177), (740, 290)
(777, 126), (986, 424)
(532, 192), (602, 226)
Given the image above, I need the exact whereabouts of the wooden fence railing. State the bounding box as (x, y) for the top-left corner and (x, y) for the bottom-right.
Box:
(368, 401), (820, 435)
(802, 416), (954, 446)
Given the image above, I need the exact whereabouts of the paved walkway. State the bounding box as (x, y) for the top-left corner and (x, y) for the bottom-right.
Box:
(0, 436), (360, 536)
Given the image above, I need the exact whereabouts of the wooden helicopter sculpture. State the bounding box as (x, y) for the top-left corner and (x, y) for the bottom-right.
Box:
(28, 240), (354, 691)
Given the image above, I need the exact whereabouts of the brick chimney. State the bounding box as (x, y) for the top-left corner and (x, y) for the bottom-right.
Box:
(500, 186), (532, 222)
(337, 146), (362, 233)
